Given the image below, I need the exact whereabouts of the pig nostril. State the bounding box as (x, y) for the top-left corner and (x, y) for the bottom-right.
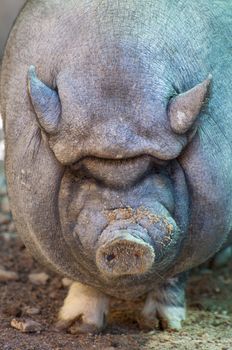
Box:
(96, 232), (155, 276)
(106, 253), (116, 262)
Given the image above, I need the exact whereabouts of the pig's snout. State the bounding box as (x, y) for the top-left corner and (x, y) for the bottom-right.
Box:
(96, 231), (155, 277)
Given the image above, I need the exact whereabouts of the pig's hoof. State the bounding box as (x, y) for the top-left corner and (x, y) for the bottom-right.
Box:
(157, 305), (186, 331)
(57, 282), (109, 334)
(141, 275), (187, 331)
(141, 298), (186, 331)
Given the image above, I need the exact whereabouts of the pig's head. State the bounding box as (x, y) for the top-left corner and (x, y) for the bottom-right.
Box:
(27, 65), (211, 287)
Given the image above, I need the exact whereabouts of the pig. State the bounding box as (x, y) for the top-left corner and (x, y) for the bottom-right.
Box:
(1, 0), (232, 333)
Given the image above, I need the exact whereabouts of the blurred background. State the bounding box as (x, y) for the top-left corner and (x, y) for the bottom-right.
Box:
(0, 0), (26, 227)
(0, 0), (26, 58)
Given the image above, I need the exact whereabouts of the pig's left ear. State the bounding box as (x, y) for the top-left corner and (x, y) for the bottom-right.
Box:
(168, 76), (212, 134)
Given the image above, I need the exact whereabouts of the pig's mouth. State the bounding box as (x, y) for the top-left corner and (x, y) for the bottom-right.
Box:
(70, 154), (167, 188)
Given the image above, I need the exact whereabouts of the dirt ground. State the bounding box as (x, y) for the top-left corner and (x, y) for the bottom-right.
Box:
(0, 231), (231, 350)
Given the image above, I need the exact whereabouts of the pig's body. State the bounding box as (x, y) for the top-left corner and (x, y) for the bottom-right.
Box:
(1, 0), (232, 332)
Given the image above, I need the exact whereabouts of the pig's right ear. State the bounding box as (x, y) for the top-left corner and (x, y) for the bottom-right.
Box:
(28, 66), (61, 134)
(168, 76), (212, 134)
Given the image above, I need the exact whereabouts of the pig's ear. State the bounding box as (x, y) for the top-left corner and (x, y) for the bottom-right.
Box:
(168, 76), (212, 134)
(28, 66), (61, 134)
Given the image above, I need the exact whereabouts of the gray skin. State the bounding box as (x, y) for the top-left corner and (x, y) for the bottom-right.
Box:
(1, 0), (232, 325)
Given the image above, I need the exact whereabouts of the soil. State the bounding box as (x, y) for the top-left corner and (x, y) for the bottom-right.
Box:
(0, 232), (231, 350)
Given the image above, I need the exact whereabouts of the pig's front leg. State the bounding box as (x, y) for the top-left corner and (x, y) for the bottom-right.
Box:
(140, 273), (187, 330)
(57, 282), (110, 334)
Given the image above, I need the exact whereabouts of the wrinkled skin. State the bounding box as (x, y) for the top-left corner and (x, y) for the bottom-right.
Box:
(1, 0), (232, 332)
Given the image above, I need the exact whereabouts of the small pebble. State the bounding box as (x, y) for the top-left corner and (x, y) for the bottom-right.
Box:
(23, 306), (41, 316)
(0, 268), (19, 282)
(11, 318), (43, 333)
(28, 272), (49, 285)
(61, 277), (73, 288)
(214, 287), (221, 293)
